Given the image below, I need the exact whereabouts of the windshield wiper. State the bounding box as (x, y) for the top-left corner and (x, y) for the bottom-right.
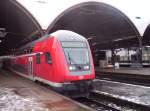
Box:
(67, 52), (72, 64)
(67, 52), (82, 69)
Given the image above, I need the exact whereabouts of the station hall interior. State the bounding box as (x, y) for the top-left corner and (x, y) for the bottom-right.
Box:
(0, 0), (150, 67)
(1, 0), (150, 111)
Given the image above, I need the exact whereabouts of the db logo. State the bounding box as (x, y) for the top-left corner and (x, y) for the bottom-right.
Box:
(79, 76), (84, 79)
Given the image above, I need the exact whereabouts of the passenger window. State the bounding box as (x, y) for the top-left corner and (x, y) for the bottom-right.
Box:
(36, 53), (40, 64)
(45, 52), (52, 64)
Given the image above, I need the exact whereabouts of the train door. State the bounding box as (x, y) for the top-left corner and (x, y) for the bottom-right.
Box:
(28, 56), (34, 80)
(39, 52), (53, 80)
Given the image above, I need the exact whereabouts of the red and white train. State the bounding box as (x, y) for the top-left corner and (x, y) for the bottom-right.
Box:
(9, 30), (95, 93)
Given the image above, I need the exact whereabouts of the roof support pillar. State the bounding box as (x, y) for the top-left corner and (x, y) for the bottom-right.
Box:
(131, 36), (143, 68)
(110, 42), (115, 66)
(138, 37), (143, 65)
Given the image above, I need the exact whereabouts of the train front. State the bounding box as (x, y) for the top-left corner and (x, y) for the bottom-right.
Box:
(53, 30), (95, 94)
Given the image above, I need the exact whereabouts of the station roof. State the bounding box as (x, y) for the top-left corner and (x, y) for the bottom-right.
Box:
(45, 2), (140, 50)
(0, 0), (150, 55)
(0, 0), (43, 55)
(18, 0), (150, 36)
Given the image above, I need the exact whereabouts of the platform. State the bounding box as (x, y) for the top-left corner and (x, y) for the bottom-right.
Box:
(95, 67), (150, 83)
(0, 70), (93, 111)
(95, 67), (150, 76)
(93, 79), (150, 108)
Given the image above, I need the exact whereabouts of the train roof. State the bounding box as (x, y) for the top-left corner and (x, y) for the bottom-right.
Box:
(19, 30), (87, 50)
(51, 30), (87, 42)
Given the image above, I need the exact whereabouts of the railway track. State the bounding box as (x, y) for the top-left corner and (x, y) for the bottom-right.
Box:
(96, 71), (150, 87)
(96, 76), (150, 87)
(74, 90), (150, 111)
(74, 97), (121, 111)
(73, 76), (150, 111)
(90, 91), (150, 111)
(97, 77), (150, 87)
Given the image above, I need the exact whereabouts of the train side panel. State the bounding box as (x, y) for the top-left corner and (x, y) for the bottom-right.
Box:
(33, 37), (54, 81)
(33, 36), (68, 83)
(11, 56), (29, 76)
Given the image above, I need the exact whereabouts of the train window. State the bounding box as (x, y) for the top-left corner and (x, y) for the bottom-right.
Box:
(36, 53), (40, 64)
(45, 52), (52, 64)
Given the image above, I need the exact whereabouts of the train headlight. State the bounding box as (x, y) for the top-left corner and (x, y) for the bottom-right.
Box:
(69, 66), (76, 70)
(83, 65), (89, 70)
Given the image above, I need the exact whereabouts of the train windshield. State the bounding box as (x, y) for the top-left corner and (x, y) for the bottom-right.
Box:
(61, 42), (90, 65)
(64, 48), (89, 65)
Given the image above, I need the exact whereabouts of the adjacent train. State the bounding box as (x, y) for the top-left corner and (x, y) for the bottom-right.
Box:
(10, 30), (95, 94)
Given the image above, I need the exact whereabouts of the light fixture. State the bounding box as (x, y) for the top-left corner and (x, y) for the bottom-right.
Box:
(135, 16), (141, 19)
(69, 66), (76, 71)
(146, 46), (150, 48)
(114, 38), (123, 42)
(87, 37), (93, 40)
(34, 0), (47, 4)
(92, 42), (97, 46)
(83, 65), (89, 70)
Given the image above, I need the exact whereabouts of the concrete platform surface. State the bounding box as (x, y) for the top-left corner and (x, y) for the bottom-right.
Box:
(94, 79), (150, 107)
(0, 70), (93, 111)
(96, 67), (150, 75)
